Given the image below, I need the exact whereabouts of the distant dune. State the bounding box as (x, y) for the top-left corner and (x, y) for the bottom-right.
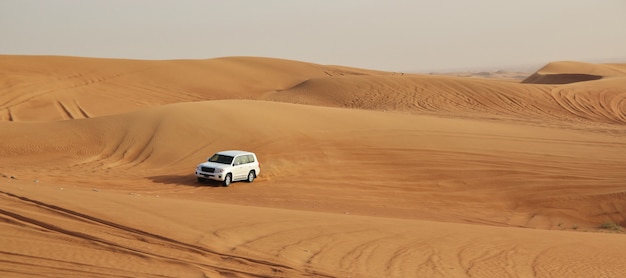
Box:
(1, 55), (626, 277)
(523, 61), (626, 84)
(0, 55), (393, 121)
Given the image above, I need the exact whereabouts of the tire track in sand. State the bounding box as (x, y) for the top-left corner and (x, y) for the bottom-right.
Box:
(0, 190), (334, 277)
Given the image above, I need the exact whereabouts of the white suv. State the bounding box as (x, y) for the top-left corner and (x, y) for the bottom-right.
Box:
(195, 150), (260, 186)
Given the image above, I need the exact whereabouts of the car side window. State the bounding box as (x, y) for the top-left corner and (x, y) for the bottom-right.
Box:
(234, 156), (244, 165)
(246, 155), (255, 163)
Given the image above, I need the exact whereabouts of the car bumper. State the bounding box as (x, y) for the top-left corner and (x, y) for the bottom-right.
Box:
(196, 171), (225, 181)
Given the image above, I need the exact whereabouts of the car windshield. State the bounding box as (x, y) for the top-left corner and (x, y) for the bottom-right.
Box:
(208, 154), (234, 164)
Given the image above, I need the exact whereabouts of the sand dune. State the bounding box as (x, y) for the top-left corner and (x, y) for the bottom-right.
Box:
(522, 61), (626, 84)
(1, 55), (626, 277)
(0, 55), (391, 122)
(269, 74), (626, 125)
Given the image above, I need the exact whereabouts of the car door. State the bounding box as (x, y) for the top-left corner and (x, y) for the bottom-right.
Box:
(232, 155), (247, 181)
(246, 154), (258, 174)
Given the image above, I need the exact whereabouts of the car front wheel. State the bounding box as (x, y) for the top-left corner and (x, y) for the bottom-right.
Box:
(223, 173), (232, 187)
(247, 171), (256, 183)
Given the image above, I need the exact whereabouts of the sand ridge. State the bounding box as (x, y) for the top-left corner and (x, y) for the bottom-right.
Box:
(1, 55), (626, 277)
(0, 55), (395, 122)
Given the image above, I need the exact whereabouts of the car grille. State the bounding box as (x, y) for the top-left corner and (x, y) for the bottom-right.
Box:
(201, 167), (215, 173)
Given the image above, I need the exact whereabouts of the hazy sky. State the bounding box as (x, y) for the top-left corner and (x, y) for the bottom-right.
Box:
(1, 0), (625, 72)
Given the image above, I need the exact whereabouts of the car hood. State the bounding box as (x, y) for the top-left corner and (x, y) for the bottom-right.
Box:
(197, 161), (231, 169)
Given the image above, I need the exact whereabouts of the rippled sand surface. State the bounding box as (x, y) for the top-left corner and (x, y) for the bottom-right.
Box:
(1, 56), (625, 277)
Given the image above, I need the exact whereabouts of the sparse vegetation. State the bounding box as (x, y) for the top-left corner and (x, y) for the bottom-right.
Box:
(600, 222), (623, 232)
(572, 225), (579, 230)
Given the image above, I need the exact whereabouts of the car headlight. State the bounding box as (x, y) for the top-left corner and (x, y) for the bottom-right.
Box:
(215, 168), (224, 173)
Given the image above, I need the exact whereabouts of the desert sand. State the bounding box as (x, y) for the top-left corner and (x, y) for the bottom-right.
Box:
(1, 55), (625, 277)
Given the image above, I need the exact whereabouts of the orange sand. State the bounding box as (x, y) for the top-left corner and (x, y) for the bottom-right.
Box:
(1, 55), (626, 277)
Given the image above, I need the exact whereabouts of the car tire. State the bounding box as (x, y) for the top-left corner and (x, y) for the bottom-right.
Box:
(223, 173), (232, 187)
(246, 171), (256, 183)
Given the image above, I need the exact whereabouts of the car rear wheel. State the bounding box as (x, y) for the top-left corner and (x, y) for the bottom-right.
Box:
(246, 171), (256, 183)
(223, 173), (232, 187)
